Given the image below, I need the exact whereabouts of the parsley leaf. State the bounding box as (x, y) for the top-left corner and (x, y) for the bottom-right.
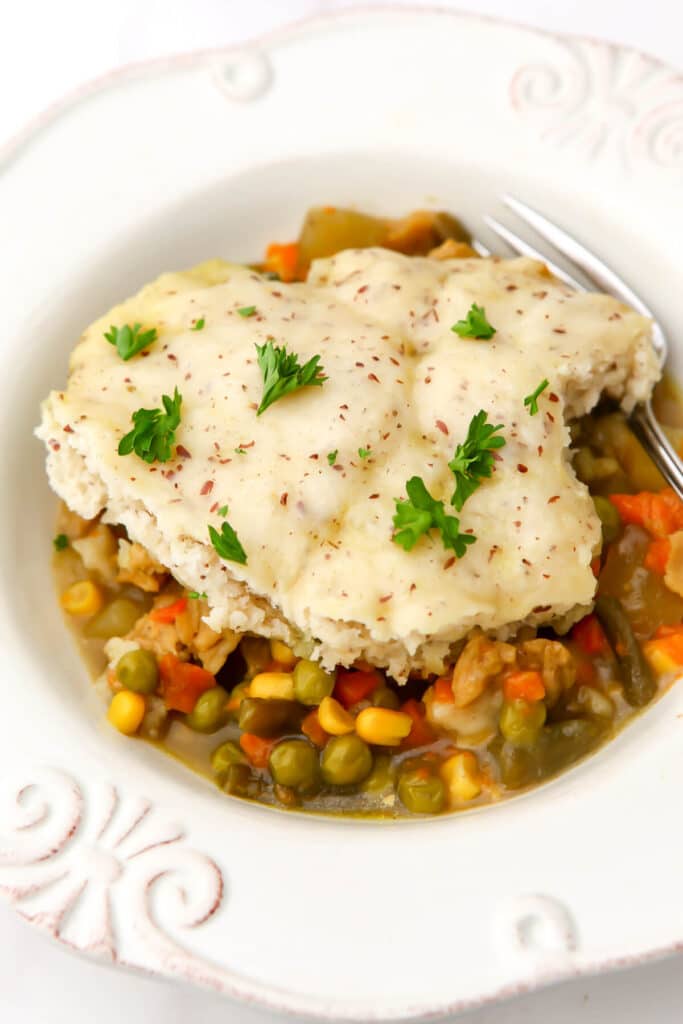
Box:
(105, 323), (157, 361)
(53, 533), (69, 552)
(358, 447), (371, 460)
(327, 450), (338, 466)
(234, 446), (247, 455)
(218, 505), (228, 517)
(393, 476), (477, 557)
(524, 378), (549, 416)
(450, 303), (496, 340)
(118, 388), (182, 463)
(237, 306), (256, 318)
(448, 410), (506, 512)
(188, 590), (208, 600)
(191, 318), (205, 331)
(255, 340), (326, 415)
(209, 521), (247, 565)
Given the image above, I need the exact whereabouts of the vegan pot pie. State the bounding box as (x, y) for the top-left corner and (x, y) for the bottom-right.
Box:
(38, 207), (683, 815)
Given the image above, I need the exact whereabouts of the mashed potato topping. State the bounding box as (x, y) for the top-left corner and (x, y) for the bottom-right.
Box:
(38, 249), (658, 679)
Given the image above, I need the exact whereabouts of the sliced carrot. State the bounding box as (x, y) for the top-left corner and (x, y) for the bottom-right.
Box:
(239, 733), (275, 769)
(609, 489), (683, 538)
(644, 537), (671, 575)
(301, 709), (328, 748)
(433, 676), (455, 704)
(399, 699), (435, 750)
(571, 614), (609, 655)
(334, 668), (381, 708)
(149, 596), (188, 623)
(502, 670), (546, 702)
(264, 242), (300, 283)
(591, 556), (602, 578)
(158, 654), (215, 713)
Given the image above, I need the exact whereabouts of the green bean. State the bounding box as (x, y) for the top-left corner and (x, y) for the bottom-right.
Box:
(211, 740), (246, 778)
(496, 742), (540, 790)
(185, 687), (229, 733)
(238, 697), (304, 737)
(593, 496), (621, 544)
(84, 598), (141, 638)
(595, 595), (656, 706)
(538, 719), (605, 775)
(223, 763), (254, 797)
(360, 754), (395, 794)
(115, 649), (159, 694)
(293, 659), (335, 705)
(397, 768), (445, 814)
(321, 735), (373, 786)
(268, 739), (320, 794)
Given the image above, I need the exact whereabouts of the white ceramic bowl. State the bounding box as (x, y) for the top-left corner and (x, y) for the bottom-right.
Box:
(1, 7), (683, 1019)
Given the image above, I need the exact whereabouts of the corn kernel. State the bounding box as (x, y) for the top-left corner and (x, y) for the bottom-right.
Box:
(107, 691), (146, 735)
(643, 641), (680, 677)
(318, 696), (355, 735)
(440, 751), (481, 804)
(269, 639), (297, 668)
(60, 579), (104, 616)
(355, 707), (412, 746)
(249, 671), (295, 701)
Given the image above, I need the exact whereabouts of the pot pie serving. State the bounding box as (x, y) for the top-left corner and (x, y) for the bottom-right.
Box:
(38, 207), (683, 816)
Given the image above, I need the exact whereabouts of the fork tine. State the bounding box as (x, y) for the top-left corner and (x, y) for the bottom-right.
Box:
(482, 216), (586, 292)
(502, 195), (655, 318)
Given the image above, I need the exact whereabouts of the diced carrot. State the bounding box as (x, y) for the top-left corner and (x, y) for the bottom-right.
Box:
(301, 709), (329, 748)
(591, 557), (602, 578)
(433, 676), (455, 703)
(334, 668), (381, 708)
(399, 699), (436, 750)
(571, 614), (609, 655)
(644, 537), (671, 575)
(149, 597), (188, 623)
(654, 624), (683, 639)
(158, 654), (215, 713)
(643, 633), (683, 674)
(264, 242), (300, 283)
(609, 489), (683, 538)
(239, 733), (274, 768)
(502, 670), (546, 702)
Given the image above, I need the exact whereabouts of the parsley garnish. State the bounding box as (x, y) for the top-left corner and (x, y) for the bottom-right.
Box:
(209, 522), (247, 565)
(234, 446), (247, 455)
(218, 504), (228, 517)
(448, 410), (506, 512)
(237, 306), (256, 318)
(188, 590), (208, 600)
(393, 477), (476, 557)
(451, 303), (496, 340)
(524, 378), (549, 416)
(105, 323), (157, 361)
(191, 318), (205, 331)
(255, 340), (326, 415)
(327, 450), (338, 466)
(358, 447), (371, 460)
(118, 388), (182, 463)
(53, 534), (69, 552)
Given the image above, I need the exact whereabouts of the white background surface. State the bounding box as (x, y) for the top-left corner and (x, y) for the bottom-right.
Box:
(2, 1), (682, 1021)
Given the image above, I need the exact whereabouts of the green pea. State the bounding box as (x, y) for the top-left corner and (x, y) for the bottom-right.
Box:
(268, 739), (320, 794)
(397, 768), (446, 814)
(593, 495), (621, 544)
(115, 649), (159, 694)
(211, 740), (247, 778)
(371, 686), (400, 710)
(84, 598), (141, 638)
(238, 697), (303, 737)
(499, 699), (546, 749)
(360, 754), (395, 793)
(293, 659), (335, 705)
(185, 687), (229, 733)
(321, 735), (373, 786)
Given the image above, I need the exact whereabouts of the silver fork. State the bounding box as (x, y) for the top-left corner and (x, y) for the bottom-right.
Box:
(480, 196), (683, 500)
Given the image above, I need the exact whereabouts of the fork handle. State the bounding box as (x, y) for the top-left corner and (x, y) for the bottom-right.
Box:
(629, 401), (683, 501)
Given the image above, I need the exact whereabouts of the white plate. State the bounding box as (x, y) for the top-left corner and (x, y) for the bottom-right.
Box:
(1, 7), (683, 1020)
